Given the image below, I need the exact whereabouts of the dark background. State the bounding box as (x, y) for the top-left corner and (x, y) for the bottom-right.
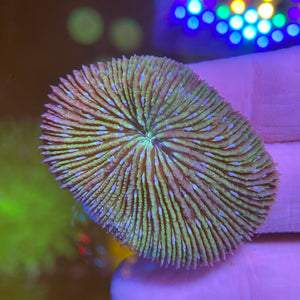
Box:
(0, 0), (156, 119)
(1, 0), (296, 119)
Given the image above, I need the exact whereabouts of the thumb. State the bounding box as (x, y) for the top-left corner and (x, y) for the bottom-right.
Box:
(111, 235), (300, 300)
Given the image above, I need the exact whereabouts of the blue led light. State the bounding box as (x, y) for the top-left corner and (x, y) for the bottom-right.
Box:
(271, 29), (284, 42)
(229, 31), (242, 44)
(256, 36), (269, 48)
(257, 19), (272, 34)
(286, 23), (300, 37)
(202, 10), (215, 24)
(174, 6), (186, 19)
(187, 16), (200, 29)
(243, 25), (257, 40)
(216, 21), (229, 34)
(187, 0), (202, 15)
(229, 15), (244, 30)
(244, 9), (259, 24)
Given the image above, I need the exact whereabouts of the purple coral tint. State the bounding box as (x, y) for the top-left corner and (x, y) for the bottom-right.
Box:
(40, 55), (278, 269)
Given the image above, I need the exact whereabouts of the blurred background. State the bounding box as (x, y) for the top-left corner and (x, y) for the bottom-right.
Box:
(0, 0), (299, 299)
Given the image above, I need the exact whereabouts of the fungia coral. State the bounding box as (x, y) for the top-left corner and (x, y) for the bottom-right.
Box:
(40, 55), (278, 269)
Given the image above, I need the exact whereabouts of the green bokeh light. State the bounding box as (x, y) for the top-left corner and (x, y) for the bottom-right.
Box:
(216, 5), (230, 19)
(67, 7), (104, 45)
(272, 13), (286, 28)
(109, 17), (143, 52)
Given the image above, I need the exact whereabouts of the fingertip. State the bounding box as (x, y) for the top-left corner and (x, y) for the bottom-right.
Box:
(251, 46), (300, 142)
(187, 46), (300, 142)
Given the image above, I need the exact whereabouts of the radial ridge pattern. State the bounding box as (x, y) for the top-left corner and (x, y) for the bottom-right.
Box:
(40, 55), (278, 269)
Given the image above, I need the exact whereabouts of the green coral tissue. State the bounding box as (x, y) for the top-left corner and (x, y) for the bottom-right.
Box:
(0, 119), (76, 275)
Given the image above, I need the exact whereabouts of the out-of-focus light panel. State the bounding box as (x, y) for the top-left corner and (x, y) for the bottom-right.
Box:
(272, 13), (287, 27)
(216, 20), (229, 34)
(170, 0), (300, 51)
(187, 16), (200, 29)
(229, 31), (242, 44)
(288, 7), (300, 20)
(216, 5), (230, 19)
(229, 15), (244, 30)
(286, 23), (300, 36)
(203, 0), (217, 9)
(244, 9), (259, 24)
(256, 35), (270, 49)
(187, 0), (202, 15)
(174, 6), (186, 19)
(257, 19), (272, 34)
(243, 25), (257, 39)
(258, 3), (274, 19)
(231, 0), (246, 14)
(271, 29), (284, 42)
(202, 10), (215, 24)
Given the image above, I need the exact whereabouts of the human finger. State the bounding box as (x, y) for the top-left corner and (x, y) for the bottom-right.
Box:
(256, 142), (300, 233)
(187, 46), (300, 142)
(111, 234), (300, 300)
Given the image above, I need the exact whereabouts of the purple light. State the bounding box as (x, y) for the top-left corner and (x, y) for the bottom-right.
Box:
(203, 0), (217, 8)
(288, 7), (300, 20)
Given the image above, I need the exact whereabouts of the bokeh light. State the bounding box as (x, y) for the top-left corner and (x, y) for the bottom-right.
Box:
(257, 19), (272, 34)
(258, 3), (274, 19)
(187, 0), (202, 14)
(202, 10), (215, 24)
(229, 15), (244, 30)
(256, 35), (270, 48)
(67, 7), (104, 45)
(271, 29), (284, 42)
(244, 9), (259, 24)
(187, 16), (200, 29)
(174, 6), (187, 19)
(243, 25), (257, 40)
(288, 7), (300, 20)
(272, 13), (287, 27)
(216, 5), (230, 19)
(203, 0), (217, 8)
(216, 20), (229, 34)
(229, 31), (243, 44)
(231, 0), (246, 14)
(109, 17), (143, 52)
(167, 0), (300, 50)
(286, 23), (300, 37)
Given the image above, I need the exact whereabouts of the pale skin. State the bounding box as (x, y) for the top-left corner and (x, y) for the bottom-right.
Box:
(110, 46), (300, 300)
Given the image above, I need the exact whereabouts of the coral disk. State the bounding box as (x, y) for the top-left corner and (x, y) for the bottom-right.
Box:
(40, 55), (278, 269)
